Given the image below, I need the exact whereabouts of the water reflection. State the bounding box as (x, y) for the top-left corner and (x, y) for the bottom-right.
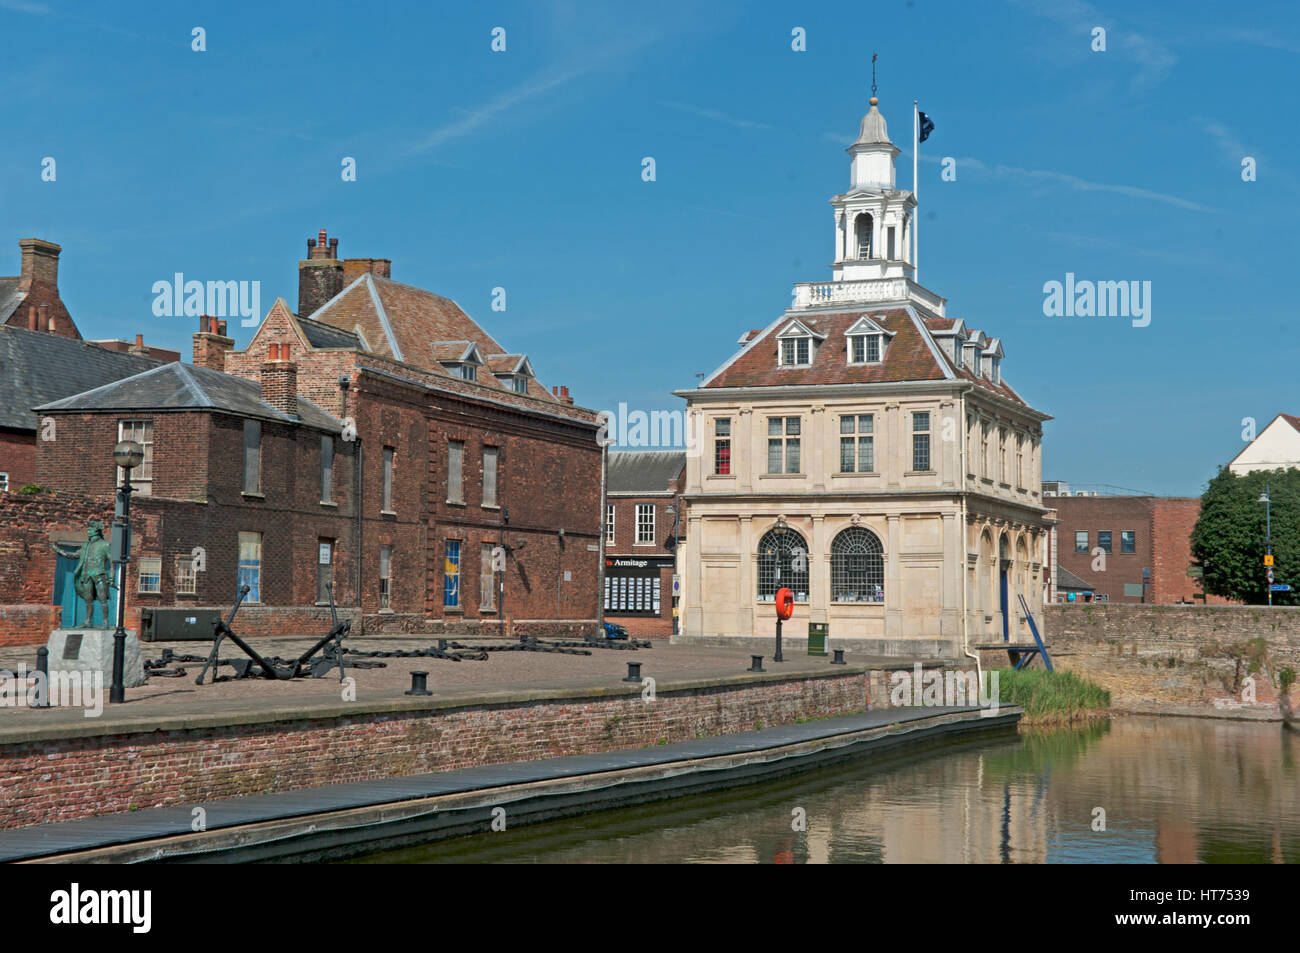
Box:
(355, 717), (1300, 864)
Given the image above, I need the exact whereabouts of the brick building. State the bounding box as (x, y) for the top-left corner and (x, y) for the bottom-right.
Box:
(604, 451), (685, 638)
(6, 230), (603, 643)
(0, 238), (80, 339)
(0, 237), (172, 491)
(1044, 487), (1237, 605)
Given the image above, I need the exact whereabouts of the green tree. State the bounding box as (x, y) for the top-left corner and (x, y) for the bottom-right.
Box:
(1192, 467), (1300, 605)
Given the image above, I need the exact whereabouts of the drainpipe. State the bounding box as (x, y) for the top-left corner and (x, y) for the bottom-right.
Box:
(959, 392), (981, 681)
(597, 439), (607, 631)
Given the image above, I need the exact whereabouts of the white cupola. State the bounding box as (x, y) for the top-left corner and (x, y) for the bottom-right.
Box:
(828, 96), (917, 285)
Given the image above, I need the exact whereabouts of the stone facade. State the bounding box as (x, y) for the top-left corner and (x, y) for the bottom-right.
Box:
(674, 100), (1050, 658)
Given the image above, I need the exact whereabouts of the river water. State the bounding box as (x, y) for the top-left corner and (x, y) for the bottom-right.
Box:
(357, 716), (1300, 864)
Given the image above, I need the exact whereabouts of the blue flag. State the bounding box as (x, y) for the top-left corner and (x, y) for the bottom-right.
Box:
(918, 110), (934, 143)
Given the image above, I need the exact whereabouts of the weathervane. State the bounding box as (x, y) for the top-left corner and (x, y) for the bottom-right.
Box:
(871, 52), (878, 101)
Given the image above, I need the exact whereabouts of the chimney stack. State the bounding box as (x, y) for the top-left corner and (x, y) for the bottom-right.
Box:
(17, 238), (60, 293)
(559, 385), (574, 405)
(192, 314), (234, 372)
(298, 228), (345, 318)
(343, 257), (392, 283)
(260, 342), (299, 416)
(129, 333), (146, 356)
(38, 304), (50, 332)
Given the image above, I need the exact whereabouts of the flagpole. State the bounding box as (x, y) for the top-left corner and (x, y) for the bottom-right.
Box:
(913, 100), (919, 283)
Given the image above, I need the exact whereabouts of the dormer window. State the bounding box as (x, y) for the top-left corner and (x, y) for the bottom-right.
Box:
(434, 340), (485, 381)
(781, 337), (811, 365)
(776, 320), (825, 367)
(849, 334), (882, 363)
(844, 316), (893, 366)
(490, 354), (535, 394)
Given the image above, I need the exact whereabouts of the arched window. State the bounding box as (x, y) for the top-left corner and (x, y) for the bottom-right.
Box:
(757, 528), (809, 602)
(831, 527), (884, 603)
(854, 213), (873, 259)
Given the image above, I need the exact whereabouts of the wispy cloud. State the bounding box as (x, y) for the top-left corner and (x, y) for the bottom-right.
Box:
(658, 101), (772, 131)
(403, 30), (658, 159)
(1006, 0), (1177, 92)
(924, 154), (1217, 212)
(1222, 28), (1300, 55)
(0, 0), (51, 12)
(403, 64), (594, 156)
(1037, 228), (1219, 268)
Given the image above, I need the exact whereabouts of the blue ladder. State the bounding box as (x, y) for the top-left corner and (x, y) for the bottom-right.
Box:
(1013, 593), (1053, 671)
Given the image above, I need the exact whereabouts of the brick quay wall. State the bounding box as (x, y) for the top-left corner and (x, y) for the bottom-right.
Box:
(0, 669), (868, 831)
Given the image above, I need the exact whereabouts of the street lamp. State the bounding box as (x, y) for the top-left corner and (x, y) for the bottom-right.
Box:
(773, 516), (789, 662)
(110, 439), (143, 704)
(1260, 484), (1273, 607)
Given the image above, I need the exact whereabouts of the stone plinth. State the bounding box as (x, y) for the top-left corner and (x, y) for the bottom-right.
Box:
(45, 629), (146, 689)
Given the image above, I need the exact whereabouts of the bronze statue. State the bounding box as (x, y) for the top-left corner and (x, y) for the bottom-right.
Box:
(72, 520), (114, 628)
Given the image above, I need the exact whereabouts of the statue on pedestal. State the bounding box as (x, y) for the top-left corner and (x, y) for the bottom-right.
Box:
(72, 520), (113, 629)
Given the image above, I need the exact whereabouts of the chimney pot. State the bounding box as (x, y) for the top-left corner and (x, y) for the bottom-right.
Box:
(38, 304), (50, 332)
(135, 333), (143, 347)
(217, 319), (227, 336)
(27, 305), (37, 331)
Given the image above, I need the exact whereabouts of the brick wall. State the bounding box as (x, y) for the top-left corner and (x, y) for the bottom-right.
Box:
(1051, 496), (1236, 605)
(0, 671), (866, 830)
(1031, 604), (1300, 710)
(0, 491), (127, 645)
(0, 428), (36, 488)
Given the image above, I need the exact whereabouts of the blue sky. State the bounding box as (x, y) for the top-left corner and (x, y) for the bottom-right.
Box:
(4, 0), (1298, 496)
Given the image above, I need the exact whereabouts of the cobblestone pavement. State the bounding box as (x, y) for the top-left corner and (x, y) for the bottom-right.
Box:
(0, 634), (858, 727)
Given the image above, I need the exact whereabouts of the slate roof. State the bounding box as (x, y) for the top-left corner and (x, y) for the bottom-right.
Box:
(0, 278), (22, 324)
(1055, 566), (1096, 592)
(607, 450), (686, 495)
(296, 315), (363, 350)
(0, 325), (162, 431)
(703, 307), (1028, 406)
(34, 361), (341, 433)
(307, 273), (555, 401)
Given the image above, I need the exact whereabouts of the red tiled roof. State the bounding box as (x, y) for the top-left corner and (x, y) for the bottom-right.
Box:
(1281, 414), (1300, 433)
(705, 307), (1027, 406)
(707, 309), (946, 389)
(310, 274), (554, 402)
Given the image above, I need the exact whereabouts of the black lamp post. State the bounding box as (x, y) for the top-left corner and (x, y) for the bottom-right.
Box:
(110, 439), (143, 704)
(1260, 484), (1273, 607)
(773, 515), (788, 663)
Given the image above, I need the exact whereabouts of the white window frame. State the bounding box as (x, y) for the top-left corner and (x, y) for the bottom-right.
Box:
(137, 556), (162, 594)
(175, 554), (197, 596)
(118, 419), (154, 495)
(779, 337), (811, 366)
(606, 504), (616, 545)
(635, 503), (655, 545)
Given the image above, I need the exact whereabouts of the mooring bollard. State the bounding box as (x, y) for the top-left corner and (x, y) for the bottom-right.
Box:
(748, 655), (766, 673)
(34, 647), (50, 708)
(405, 670), (432, 696)
(831, 649), (846, 665)
(623, 661), (642, 683)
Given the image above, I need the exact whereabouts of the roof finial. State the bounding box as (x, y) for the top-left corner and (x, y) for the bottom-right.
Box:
(870, 52), (878, 106)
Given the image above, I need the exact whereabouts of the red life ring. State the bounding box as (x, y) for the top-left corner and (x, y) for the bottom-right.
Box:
(775, 588), (795, 621)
